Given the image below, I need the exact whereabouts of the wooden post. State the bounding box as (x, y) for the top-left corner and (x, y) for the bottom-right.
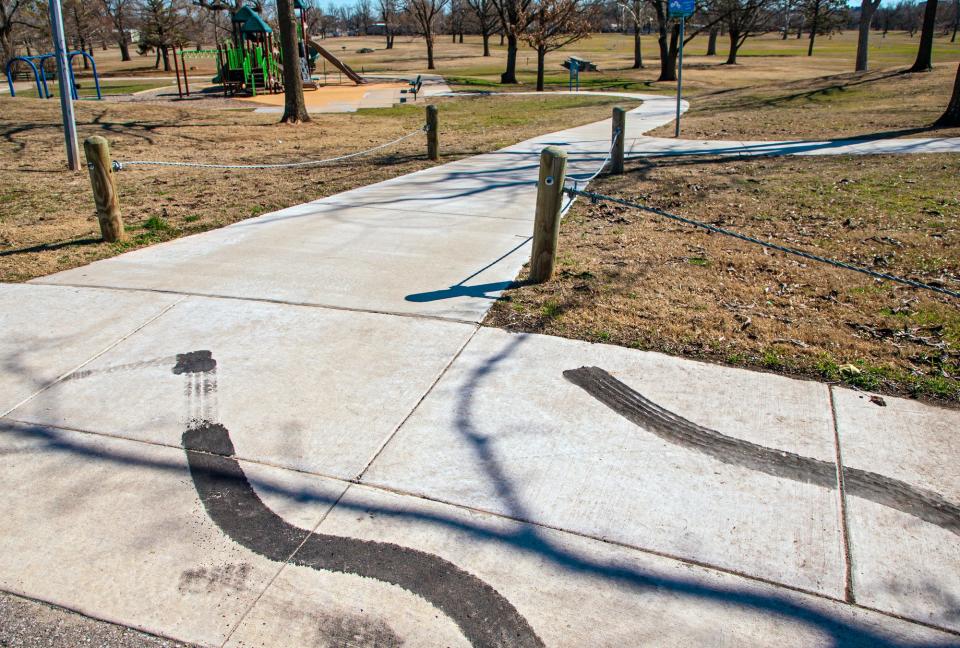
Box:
(612, 107), (625, 175)
(426, 104), (439, 161)
(529, 146), (567, 284)
(83, 136), (125, 243)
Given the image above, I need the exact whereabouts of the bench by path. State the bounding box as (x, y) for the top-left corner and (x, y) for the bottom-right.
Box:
(1, 92), (958, 647)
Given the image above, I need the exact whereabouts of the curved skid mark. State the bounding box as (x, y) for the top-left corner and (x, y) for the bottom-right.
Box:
(563, 366), (960, 536)
(182, 423), (544, 648)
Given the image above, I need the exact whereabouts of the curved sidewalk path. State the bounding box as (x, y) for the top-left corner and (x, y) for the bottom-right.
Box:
(0, 93), (958, 647)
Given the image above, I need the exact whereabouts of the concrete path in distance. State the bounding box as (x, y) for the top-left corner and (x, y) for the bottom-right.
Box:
(1, 92), (958, 647)
(629, 133), (960, 157)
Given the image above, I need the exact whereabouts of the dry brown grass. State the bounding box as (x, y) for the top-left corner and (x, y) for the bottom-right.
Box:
(485, 154), (960, 404)
(0, 93), (633, 282)
(648, 65), (960, 140)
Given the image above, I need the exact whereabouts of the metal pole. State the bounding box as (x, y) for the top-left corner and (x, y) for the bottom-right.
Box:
(49, 0), (79, 170)
(675, 15), (685, 138)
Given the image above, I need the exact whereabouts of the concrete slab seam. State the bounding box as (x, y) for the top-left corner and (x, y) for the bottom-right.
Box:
(829, 385), (856, 604)
(356, 324), (482, 481)
(217, 481), (354, 648)
(0, 296), (186, 419)
(31, 283), (482, 326)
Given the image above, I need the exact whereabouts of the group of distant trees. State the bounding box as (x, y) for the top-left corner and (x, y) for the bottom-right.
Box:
(1, 0), (957, 124)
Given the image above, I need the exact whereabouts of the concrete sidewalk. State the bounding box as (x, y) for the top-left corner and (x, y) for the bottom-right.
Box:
(1, 93), (958, 647)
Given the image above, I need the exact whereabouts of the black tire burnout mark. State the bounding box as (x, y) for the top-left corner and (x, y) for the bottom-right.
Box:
(176, 354), (544, 648)
(564, 366), (960, 537)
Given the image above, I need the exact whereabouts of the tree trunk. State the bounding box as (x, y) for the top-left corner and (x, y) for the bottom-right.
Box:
(725, 29), (740, 64)
(500, 31), (505, 45)
(707, 27), (718, 55)
(119, 35), (131, 61)
(536, 46), (545, 91)
(426, 34), (435, 69)
(161, 46), (171, 72)
(277, 0), (310, 123)
(154, 48), (161, 69)
(459, 31), (463, 43)
(656, 17), (676, 81)
(935, 63), (960, 126)
(452, 31), (456, 43)
(482, 31), (490, 56)
(855, 0), (878, 71)
(909, 0), (938, 71)
(633, 21), (643, 68)
(807, 1), (820, 56)
(796, 17), (803, 38)
(952, 0), (958, 42)
(501, 32), (518, 83)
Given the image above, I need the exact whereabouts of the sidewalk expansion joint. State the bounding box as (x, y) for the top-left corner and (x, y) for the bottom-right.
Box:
(29, 282), (482, 327)
(829, 385), (856, 604)
(0, 296), (186, 420)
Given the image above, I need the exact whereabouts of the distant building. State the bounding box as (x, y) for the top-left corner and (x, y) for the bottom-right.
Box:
(367, 22), (387, 35)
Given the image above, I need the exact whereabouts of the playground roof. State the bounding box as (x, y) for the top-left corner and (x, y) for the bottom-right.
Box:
(232, 6), (257, 23)
(240, 12), (273, 34)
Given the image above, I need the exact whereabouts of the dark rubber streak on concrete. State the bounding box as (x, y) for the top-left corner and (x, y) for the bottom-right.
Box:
(182, 423), (544, 648)
(564, 366), (960, 536)
(173, 351), (216, 375)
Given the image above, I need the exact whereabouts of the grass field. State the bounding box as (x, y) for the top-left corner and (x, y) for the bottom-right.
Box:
(0, 93), (634, 282)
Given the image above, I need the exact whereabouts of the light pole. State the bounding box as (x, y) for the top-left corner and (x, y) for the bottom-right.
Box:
(49, 0), (80, 171)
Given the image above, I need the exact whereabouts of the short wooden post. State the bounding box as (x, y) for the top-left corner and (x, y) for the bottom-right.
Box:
(529, 146), (567, 284)
(83, 136), (125, 243)
(426, 104), (439, 161)
(612, 107), (626, 175)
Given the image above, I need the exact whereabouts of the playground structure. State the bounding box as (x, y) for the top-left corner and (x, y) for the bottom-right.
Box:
(173, 1), (364, 100)
(4, 50), (101, 100)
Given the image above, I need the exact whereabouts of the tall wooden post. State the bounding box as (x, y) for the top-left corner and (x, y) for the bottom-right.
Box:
(83, 136), (125, 243)
(612, 107), (626, 175)
(426, 105), (439, 161)
(529, 146), (567, 283)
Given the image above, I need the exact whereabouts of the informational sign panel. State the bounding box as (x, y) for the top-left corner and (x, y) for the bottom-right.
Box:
(668, 0), (695, 17)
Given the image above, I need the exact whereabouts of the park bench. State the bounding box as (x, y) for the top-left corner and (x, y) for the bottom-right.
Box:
(400, 74), (423, 103)
(562, 57), (598, 72)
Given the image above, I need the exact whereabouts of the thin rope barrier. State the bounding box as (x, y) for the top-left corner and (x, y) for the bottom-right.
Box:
(113, 125), (427, 171)
(564, 186), (960, 299)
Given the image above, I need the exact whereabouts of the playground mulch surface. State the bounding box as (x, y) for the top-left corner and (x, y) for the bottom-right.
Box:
(485, 153), (960, 405)
(0, 92), (634, 283)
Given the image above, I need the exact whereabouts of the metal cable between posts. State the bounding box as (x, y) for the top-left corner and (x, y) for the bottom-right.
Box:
(113, 125), (427, 171)
(566, 128), (621, 188)
(564, 186), (960, 299)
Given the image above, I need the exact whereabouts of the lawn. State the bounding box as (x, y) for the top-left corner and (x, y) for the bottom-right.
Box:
(0, 92), (635, 282)
(12, 80), (176, 99)
(485, 153), (960, 404)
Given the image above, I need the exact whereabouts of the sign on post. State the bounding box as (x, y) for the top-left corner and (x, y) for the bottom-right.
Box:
(669, 0), (694, 136)
(668, 0), (695, 17)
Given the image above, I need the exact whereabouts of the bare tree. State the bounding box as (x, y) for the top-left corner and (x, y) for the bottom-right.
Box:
(714, 0), (772, 65)
(405, 0), (448, 69)
(855, 0), (880, 70)
(354, 0), (372, 33)
(274, 0), (309, 122)
(491, 0), (532, 83)
(378, 0), (397, 47)
(619, 0), (644, 68)
(466, 0), (496, 55)
(0, 0), (38, 62)
(909, 0), (938, 72)
(803, 0), (845, 56)
(137, 0), (187, 71)
(522, 0), (592, 90)
(99, 0), (135, 60)
(936, 62), (960, 126)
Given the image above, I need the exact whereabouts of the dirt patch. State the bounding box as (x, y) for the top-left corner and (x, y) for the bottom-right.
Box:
(0, 93), (634, 282)
(485, 153), (959, 404)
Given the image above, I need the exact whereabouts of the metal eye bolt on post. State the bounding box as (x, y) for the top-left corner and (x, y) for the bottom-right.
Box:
(669, 0), (695, 137)
(49, 0), (80, 170)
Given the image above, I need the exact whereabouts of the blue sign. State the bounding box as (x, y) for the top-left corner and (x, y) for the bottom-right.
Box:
(668, 0), (695, 17)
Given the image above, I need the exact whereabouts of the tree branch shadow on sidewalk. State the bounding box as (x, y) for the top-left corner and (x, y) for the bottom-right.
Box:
(1, 338), (957, 646)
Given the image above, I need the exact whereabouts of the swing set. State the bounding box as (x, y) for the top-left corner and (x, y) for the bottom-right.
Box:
(4, 50), (102, 100)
